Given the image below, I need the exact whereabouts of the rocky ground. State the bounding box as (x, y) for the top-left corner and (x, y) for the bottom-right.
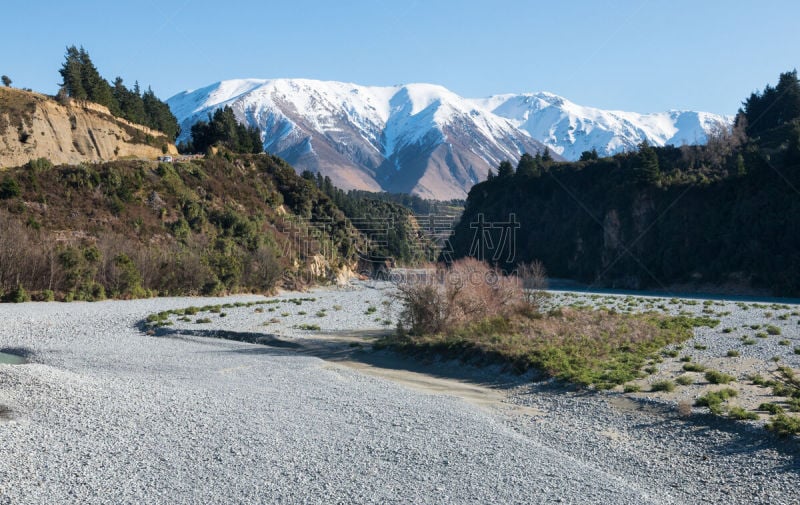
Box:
(0, 280), (797, 504)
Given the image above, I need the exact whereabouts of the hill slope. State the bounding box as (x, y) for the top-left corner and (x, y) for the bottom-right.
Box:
(0, 87), (177, 169)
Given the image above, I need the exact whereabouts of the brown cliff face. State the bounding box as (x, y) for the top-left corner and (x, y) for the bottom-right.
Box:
(0, 87), (177, 168)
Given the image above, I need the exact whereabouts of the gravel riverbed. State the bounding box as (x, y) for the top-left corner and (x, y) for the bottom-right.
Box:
(0, 281), (797, 504)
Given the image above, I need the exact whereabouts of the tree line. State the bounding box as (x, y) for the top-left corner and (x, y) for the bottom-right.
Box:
(58, 46), (179, 139)
(448, 70), (800, 296)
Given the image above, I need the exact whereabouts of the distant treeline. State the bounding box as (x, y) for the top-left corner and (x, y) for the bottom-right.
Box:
(448, 70), (800, 296)
(178, 106), (263, 155)
(58, 46), (179, 139)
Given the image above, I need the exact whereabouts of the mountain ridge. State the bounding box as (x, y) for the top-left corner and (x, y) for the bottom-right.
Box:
(168, 78), (729, 199)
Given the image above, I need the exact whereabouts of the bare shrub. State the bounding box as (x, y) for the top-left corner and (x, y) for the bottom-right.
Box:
(677, 400), (693, 417)
(516, 260), (549, 309)
(0, 212), (58, 293)
(395, 258), (523, 335)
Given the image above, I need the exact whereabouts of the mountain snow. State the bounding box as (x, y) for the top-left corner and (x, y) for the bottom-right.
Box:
(168, 79), (730, 199)
(168, 79), (546, 199)
(470, 92), (732, 161)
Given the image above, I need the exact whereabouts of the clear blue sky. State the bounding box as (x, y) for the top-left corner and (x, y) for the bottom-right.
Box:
(3, 0), (798, 115)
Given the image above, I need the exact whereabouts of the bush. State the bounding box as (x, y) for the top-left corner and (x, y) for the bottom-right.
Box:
(705, 370), (736, 384)
(766, 325), (781, 335)
(695, 388), (738, 414)
(676, 374), (694, 386)
(623, 383), (641, 393)
(766, 414), (800, 436)
(2, 284), (29, 303)
(0, 176), (21, 199)
(759, 403), (784, 415)
(651, 380), (676, 392)
(395, 258), (523, 335)
(682, 362), (706, 372)
(728, 406), (758, 421)
(726, 350), (740, 357)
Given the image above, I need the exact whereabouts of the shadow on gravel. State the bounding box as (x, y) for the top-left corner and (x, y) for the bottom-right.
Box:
(602, 394), (800, 466)
(145, 326), (302, 350)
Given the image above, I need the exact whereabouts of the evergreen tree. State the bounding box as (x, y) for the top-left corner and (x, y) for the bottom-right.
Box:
(1, 75), (11, 87)
(497, 160), (514, 178)
(188, 105), (260, 153)
(59, 46), (87, 100)
(633, 140), (660, 184)
(516, 153), (541, 177)
(541, 147), (553, 162)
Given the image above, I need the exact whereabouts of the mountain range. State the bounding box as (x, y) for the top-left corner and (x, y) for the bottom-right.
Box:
(168, 79), (730, 200)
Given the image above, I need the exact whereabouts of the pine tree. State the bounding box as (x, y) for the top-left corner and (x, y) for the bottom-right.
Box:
(634, 141), (660, 184)
(59, 46), (87, 100)
(497, 160), (514, 178)
(516, 153), (541, 177)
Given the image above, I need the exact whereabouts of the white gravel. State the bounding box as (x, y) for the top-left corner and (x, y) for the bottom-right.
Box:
(0, 281), (798, 504)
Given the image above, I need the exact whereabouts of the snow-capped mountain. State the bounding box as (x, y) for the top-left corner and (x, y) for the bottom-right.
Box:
(470, 92), (732, 161)
(168, 79), (549, 200)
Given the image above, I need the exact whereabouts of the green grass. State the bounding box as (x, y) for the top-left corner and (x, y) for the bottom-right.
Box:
(380, 309), (715, 390)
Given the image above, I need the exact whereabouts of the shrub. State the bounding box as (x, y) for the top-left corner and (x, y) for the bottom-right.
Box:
(676, 374), (694, 386)
(516, 260), (549, 309)
(695, 388), (738, 414)
(3, 284), (29, 303)
(728, 406), (758, 421)
(683, 362), (706, 372)
(651, 380), (676, 392)
(759, 403), (784, 415)
(623, 383), (641, 393)
(778, 339), (790, 345)
(295, 323), (320, 331)
(766, 325), (782, 335)
(0, 176), (21, 199)
(195, 318), (212, 324)
(766, 414), (800, 436)
(726, 350), (740, 357)
(705, 370), (736, 384)
(395, 258), (523, 335)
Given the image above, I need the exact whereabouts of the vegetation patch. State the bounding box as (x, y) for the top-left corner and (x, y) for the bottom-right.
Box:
(380, 259), (715, 389)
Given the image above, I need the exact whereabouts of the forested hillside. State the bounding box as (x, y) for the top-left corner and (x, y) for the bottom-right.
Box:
(449, 71), (800, 296)
(0, 153), (369, 301)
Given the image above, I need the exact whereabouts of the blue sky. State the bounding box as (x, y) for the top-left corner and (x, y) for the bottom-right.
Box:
(3, 0), (798, 115)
